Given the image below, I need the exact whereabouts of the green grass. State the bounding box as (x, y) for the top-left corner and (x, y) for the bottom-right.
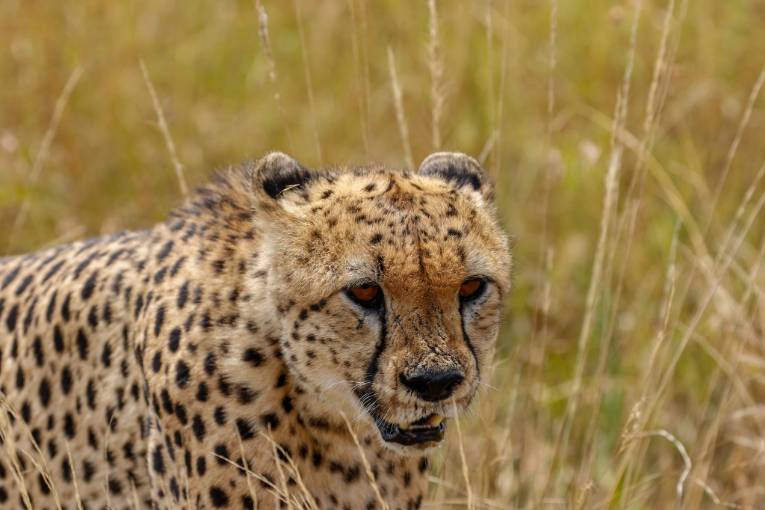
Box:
(2, 0), (764, 507)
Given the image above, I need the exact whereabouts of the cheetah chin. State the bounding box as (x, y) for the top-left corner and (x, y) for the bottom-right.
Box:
(375, 414), (447, 448)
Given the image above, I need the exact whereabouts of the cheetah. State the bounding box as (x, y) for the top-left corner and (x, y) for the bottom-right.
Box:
(0, 151), (511, 509)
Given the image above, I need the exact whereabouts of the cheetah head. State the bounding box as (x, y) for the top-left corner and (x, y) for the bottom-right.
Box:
(252, 151), (511, 453)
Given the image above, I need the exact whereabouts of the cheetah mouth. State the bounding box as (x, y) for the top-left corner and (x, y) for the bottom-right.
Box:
(374, 414), (447, 447)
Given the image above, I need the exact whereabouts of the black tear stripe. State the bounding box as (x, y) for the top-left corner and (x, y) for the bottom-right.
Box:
(355, 305), (388, 415)
(459, 303), (480, 380)
(376, 255), (385, 276)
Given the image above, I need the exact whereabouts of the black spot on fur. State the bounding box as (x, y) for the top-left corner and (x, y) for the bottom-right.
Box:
(1, 266), (20, 290)
(175, 403), (188, 426)
(209, 486), (229, 507)
(46, 290), (57, 322)
(281, 395), (293, 413)
(152, 446), (166, 474)
(38, 377), (51, 407)
(196, 456), (207, 476)
(192, 414), (206, 442)
(61, 293), (71, 322)
(157, 240), (174, 262)
(32, 336), (44, 366)
(152, 351), (162, 373)
(204, 352), (217, 375)
(236, 385), (257, 404)
(42, 260), (64, 283)
(236, 418), (255, 440)
(76, 328), (89, 360)
(160, 389), (174, 415)
(242, 347), (264, 367)
(177, 281), (189, 309)
(108, 478), (122, 495)
(61, 366), (73, 394)
(260, 412), (280, 430)
(175, 360), (190, 388)
(196, 382), (209, 402)
(168, 327), (182, 352)
(63, 412), (76, 438)
(5, 303), (18, 331)
(53, 325), (64, 352)
(101, 342), (112, 367)
(213, 406), (226, 425)
(154, 305), (166, 336)
(82, 460), (95, 482)
(15, 274), (33, 296)
(213, 444), (229, 465)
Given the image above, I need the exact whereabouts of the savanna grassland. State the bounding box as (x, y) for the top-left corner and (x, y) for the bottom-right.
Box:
(1, 0), (764, 508)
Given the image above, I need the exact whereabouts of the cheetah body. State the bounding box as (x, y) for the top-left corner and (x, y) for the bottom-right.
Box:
(0, 152), (511, 509)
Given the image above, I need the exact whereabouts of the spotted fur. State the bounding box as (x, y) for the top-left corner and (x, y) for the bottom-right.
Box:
(0, 152), (511, 509)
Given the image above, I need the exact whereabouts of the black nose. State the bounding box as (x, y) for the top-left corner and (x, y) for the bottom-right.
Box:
(400, 368), (465, 402)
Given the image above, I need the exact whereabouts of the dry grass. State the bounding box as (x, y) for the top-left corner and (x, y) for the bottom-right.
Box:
(7, 65), (83, 250)
(427, 0), (445, 150)
(387, 46), (414, 171)
(2, 0), (765, 508)
(341, 412), (391, 510)
(139, 59), (189, 197)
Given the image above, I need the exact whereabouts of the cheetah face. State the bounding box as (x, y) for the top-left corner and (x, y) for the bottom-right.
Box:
(336, 269), (504, 451)
(255, 152), (511, 453)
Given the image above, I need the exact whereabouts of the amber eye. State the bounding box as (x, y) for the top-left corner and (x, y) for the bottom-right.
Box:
(346, 284), (383, 309)
(459, 278), (486, 301)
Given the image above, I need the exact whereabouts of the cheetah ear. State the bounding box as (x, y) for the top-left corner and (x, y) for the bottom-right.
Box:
(418, 152), (494, 202)
(253, 151), (315, 202)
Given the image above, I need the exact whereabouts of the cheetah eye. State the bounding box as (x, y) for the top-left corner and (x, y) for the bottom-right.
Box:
(459, 278), (486, 302)
(346, 283), (383, 309)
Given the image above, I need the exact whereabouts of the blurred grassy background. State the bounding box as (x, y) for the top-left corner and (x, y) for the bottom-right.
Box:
(2, 0), (764, 507)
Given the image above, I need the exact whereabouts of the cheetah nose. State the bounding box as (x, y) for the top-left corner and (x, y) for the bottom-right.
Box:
(399, 368), (465, 402)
